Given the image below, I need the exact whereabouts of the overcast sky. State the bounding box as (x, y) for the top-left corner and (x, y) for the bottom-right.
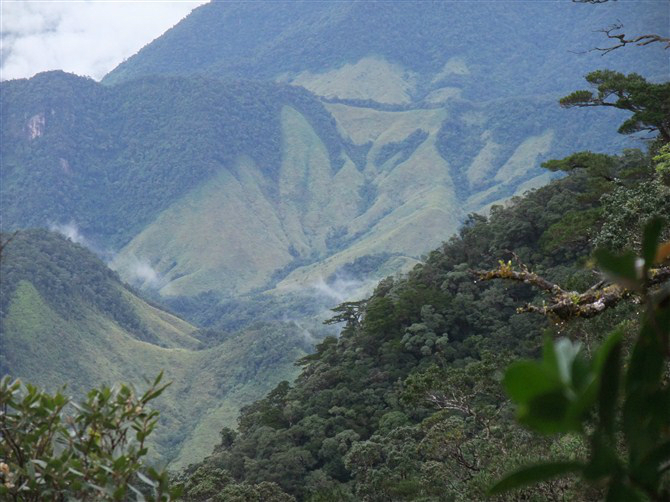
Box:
(1, 0), (208, 81)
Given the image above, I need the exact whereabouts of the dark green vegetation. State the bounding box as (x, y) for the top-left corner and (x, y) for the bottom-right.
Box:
(560, 70), (670, 141)
(0, 373), (178, 501)
(491, 222), (670, 499)
(181, 140), (670, 500)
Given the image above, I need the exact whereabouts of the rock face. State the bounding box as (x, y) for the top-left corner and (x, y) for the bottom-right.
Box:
(26, 113), (45, 139)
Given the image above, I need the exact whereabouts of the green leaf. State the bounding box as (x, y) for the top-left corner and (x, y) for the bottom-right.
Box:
(548, 338), (583, 386)
(503, 361), (558, 403)
(605, 480), (647, 502)
(128, 483), (146, 501)
(584, 433), (621, 481)
(137, 471), (158, 488)
(31, 459), (47, 469)
(641, 217), (663, 270)
(489, 461), (583, 495)
(596, 330), (623, 436)
(521, 391), (576, 434)
(632, 440), (670, 489)
(594, 249), (639, 289)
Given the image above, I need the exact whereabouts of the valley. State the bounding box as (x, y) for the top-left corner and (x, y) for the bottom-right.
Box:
(1, 1), (668, 492)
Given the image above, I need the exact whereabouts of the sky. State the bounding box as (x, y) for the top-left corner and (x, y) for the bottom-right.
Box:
(0, 0), (208, 81)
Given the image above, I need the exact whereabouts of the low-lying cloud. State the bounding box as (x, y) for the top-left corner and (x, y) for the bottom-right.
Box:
(311, 274), (376, 305)
(49, 220), (89, 247)
(1, 1), (207, 81)
(112, 255), (165, 289)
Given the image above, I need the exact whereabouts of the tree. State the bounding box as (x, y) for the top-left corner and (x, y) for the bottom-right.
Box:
(0, 373), (178, 501)
(560, 70), (670, 142)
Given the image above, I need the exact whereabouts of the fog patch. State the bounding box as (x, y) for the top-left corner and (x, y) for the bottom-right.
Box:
(49, 220), (89, 247)
(311, 275), (368, 304)
(112, 255), (165, 290)
(284, 318), (317, 344)
(48, 220), (119, 261)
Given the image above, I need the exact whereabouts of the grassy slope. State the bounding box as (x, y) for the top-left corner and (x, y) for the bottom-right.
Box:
(113, 91), (606, 301)
(1, 235), (310, 467)
(3, 279), (308, 467)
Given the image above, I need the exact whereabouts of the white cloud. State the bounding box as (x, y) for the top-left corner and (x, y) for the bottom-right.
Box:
(49, 220), (89, 246)
(310, 274), (375, 305)
(112, 254), (165, 288)
(1, 0), (208, 81)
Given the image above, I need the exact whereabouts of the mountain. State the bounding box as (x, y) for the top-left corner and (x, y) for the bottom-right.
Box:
(103, 1), (667, 101)
(0, 69), (645, 305)
(4, 3), (666, 309)
(1, 0), (667, 470)
(0, 229), (314, 468)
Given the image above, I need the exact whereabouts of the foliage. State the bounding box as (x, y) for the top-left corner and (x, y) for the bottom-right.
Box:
(491, 218), (670, 500)
(653, 144), (670, 185)
(0, 373), (178, 501)
(594, 179), (670, 252)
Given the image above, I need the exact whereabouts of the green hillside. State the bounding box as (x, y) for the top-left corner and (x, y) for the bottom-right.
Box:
(0, 230), (315, 467)
(1, 71), (640, 309)
(2, 1), (668, 480)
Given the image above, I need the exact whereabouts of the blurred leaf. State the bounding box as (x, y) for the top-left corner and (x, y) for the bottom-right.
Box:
(594, 249), (639, 289)
(605, 480), (647, 502)
(641, 217), (663, 269)
(584, 434), (621, 481)
(137, 471), (158, 488)
(489, 461), (583, 494)
(503, 361), (558, 402)
(596, 330), (623, 436)
(632, 440), (670, 489)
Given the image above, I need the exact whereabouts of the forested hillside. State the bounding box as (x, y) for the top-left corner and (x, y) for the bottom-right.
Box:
(1, 68), (639, 308)
(180, 142), (670, 500)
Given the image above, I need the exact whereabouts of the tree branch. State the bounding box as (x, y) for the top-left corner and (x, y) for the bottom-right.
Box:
(593, 23), (670, 55)
(474, 261), (670, 322)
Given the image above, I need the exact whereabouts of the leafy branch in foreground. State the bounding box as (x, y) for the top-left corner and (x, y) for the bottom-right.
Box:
(0, 372), (179, 501)
(487, 218), (670, 501)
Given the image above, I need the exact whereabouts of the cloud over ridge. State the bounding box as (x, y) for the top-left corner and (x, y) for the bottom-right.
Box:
(1, 1), (207, 81)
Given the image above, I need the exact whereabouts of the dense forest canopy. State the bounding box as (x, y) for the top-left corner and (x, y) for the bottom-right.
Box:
(178, 140), (670, 500)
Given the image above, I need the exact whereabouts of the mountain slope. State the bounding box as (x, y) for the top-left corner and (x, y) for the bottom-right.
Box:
(0, 230), (313, 467)
(181, 148), (670, 501)
(2, 71), (639, 303)
(104, 1), (667, 102)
